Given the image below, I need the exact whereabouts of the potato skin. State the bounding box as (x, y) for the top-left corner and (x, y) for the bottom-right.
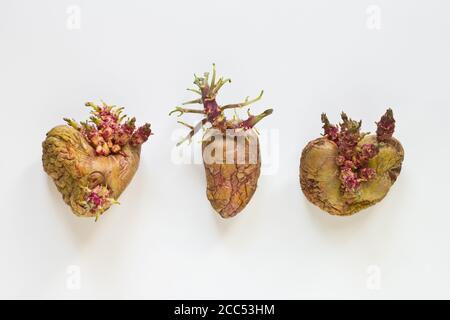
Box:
(42, 125), (141, 217)
(202, 128), (261, 218)
(300, 135), (404, 215)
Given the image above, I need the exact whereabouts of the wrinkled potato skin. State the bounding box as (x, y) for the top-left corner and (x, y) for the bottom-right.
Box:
(202, 128), (261, 218)
(42, 125), (141, 217)
(300, 135), (404, 215)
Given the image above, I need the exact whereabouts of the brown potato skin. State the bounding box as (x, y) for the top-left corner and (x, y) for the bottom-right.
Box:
(42, 125), (141, 217)
(202, 128), (261, 218)
(300, 135), (404, 216)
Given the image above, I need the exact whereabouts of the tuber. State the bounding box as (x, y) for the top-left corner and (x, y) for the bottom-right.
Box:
(300, 109), (404, 215)
(170, 64), (273, 218)
(42, 101), (152, 220)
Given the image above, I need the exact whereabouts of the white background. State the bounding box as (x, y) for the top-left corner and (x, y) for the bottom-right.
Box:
(1, 0), (449, 299)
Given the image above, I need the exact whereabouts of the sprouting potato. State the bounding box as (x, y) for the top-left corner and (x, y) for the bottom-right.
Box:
(300, 109), (404, 216)
(42, 101), (152, 220)
(170, 64), (273, 218)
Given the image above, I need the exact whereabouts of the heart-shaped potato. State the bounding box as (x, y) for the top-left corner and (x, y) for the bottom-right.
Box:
(300, 109), (404, 216)
(42, 102), (151, 220)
